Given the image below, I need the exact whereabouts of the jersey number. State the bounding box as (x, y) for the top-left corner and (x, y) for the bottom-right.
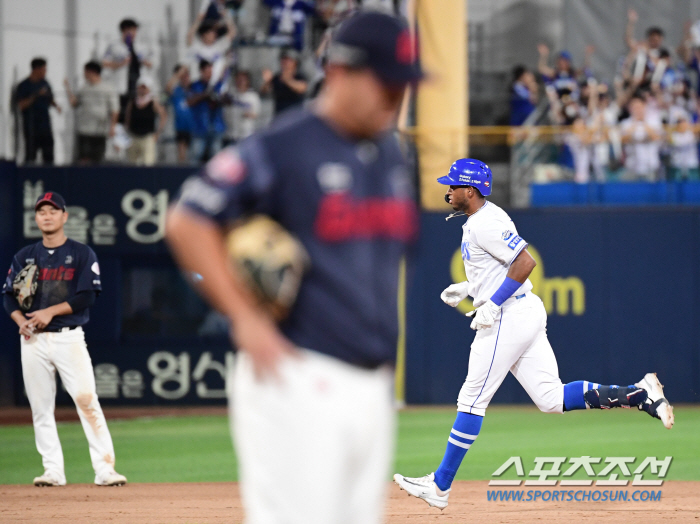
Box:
(461, 241), (471, 261)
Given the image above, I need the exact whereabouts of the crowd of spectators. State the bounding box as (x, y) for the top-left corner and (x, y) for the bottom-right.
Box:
(14, 0), (399, 166)
(510, 8), (700, 183)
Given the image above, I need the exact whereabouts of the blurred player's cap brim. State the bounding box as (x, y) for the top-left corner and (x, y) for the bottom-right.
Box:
(327, 10), (423, 86)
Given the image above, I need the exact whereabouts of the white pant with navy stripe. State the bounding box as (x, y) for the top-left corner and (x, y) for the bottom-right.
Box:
(457, 292), (564, 416)
(229, 348), (394, 524)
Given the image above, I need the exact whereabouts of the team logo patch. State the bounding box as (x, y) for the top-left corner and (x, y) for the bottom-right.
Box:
(91, 261), (100, 275)
(317, 163), (353, 193)
(206, 148), (246, 185)
(508, 235), (523, 250)
(396, 29), (417, 65)
(502, 230), (513, 241)
(484, 181), (490, 187)
(461, 241), (471, 261)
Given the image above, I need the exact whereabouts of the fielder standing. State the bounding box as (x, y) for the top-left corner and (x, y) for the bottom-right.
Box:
(166, 11), (422, 523)
(3, 192), (127, 487)
(393, 159), (674, 509)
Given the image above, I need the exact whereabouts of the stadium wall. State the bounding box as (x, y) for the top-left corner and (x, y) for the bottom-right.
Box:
(0, 163), (698, 406)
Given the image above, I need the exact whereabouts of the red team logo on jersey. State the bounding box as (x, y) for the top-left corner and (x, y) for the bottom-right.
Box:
(314, 194), (418, 242)
(37, 266), (75, 281)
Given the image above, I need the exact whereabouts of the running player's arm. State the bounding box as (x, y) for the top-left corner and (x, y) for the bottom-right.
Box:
(474, 222), (532, 305)
(506, 248), (536, 284)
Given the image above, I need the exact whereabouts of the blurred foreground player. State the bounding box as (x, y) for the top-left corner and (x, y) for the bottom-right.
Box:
(3, 192), (126, 487)
(166, 11), (422, 523)
(393, 159), (673, 510)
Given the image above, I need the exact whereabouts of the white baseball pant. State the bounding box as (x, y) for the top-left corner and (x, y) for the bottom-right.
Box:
(229, 348), (394, 524)
(21, 327), (117, 481)
(458, 292), (564, 416)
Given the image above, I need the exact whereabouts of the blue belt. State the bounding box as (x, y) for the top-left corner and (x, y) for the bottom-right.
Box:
(515, 294), (526, 299)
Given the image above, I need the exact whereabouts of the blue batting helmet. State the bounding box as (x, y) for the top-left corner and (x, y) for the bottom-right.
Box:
(437, 158), (493, 197)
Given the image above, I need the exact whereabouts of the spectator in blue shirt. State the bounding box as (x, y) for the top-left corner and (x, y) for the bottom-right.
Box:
(264, 0), (316, 51)
(509, 65), (538, 125)
(187, 60), (226, 163)
(166, 64), (195, 164)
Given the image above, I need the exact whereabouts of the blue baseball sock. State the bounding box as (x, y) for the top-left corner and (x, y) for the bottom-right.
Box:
(433, 412), (483, 492)
(564, 381), (648, 411)
(563, 381), (592, 411)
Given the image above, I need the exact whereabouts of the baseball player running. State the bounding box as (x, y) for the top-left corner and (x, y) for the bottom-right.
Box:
(393, 159), (673, 509)
(166, 11), (422, 524)
(3, 192), (126, 487)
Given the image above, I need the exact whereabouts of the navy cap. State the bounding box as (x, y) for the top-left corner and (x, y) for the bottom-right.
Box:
(35, 191), (66, 211)
(327, 11), (423, 86)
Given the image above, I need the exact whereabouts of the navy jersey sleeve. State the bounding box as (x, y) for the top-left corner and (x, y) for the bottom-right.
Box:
(3, 254), (25, 296)
(46, 81), (55, 104)
(76, 246), (102, 294)
(177, 137), (277, 224)
(15, 80), (30, 102)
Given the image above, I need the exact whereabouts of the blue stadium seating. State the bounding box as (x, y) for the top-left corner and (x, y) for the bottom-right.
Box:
(531, 182), (700, 206)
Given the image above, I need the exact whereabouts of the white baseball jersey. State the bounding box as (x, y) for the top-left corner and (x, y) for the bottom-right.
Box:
(460, 201), (532, 307)
(455, 201), (563, 418)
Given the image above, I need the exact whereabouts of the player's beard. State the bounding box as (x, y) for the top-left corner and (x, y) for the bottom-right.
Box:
(447, 195), (467, 213)
(39, 224), (63, 236)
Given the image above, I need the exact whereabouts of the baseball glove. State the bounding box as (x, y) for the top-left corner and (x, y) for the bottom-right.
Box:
(225, 215), (310, 320)
(13, 263), (39, 311)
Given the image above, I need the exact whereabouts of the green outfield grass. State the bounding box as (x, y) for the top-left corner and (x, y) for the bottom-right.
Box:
(1, 405), (697, 485)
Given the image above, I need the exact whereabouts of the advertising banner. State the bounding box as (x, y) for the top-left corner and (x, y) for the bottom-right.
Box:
(2, 163), (698, 405)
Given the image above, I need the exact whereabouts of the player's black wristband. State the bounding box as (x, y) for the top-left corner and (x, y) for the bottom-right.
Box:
(3, 293), (21, 316)
(67, 290), (96, 313)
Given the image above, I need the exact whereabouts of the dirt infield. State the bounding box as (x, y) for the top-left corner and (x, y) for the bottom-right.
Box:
(1, 481), (697, 523)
